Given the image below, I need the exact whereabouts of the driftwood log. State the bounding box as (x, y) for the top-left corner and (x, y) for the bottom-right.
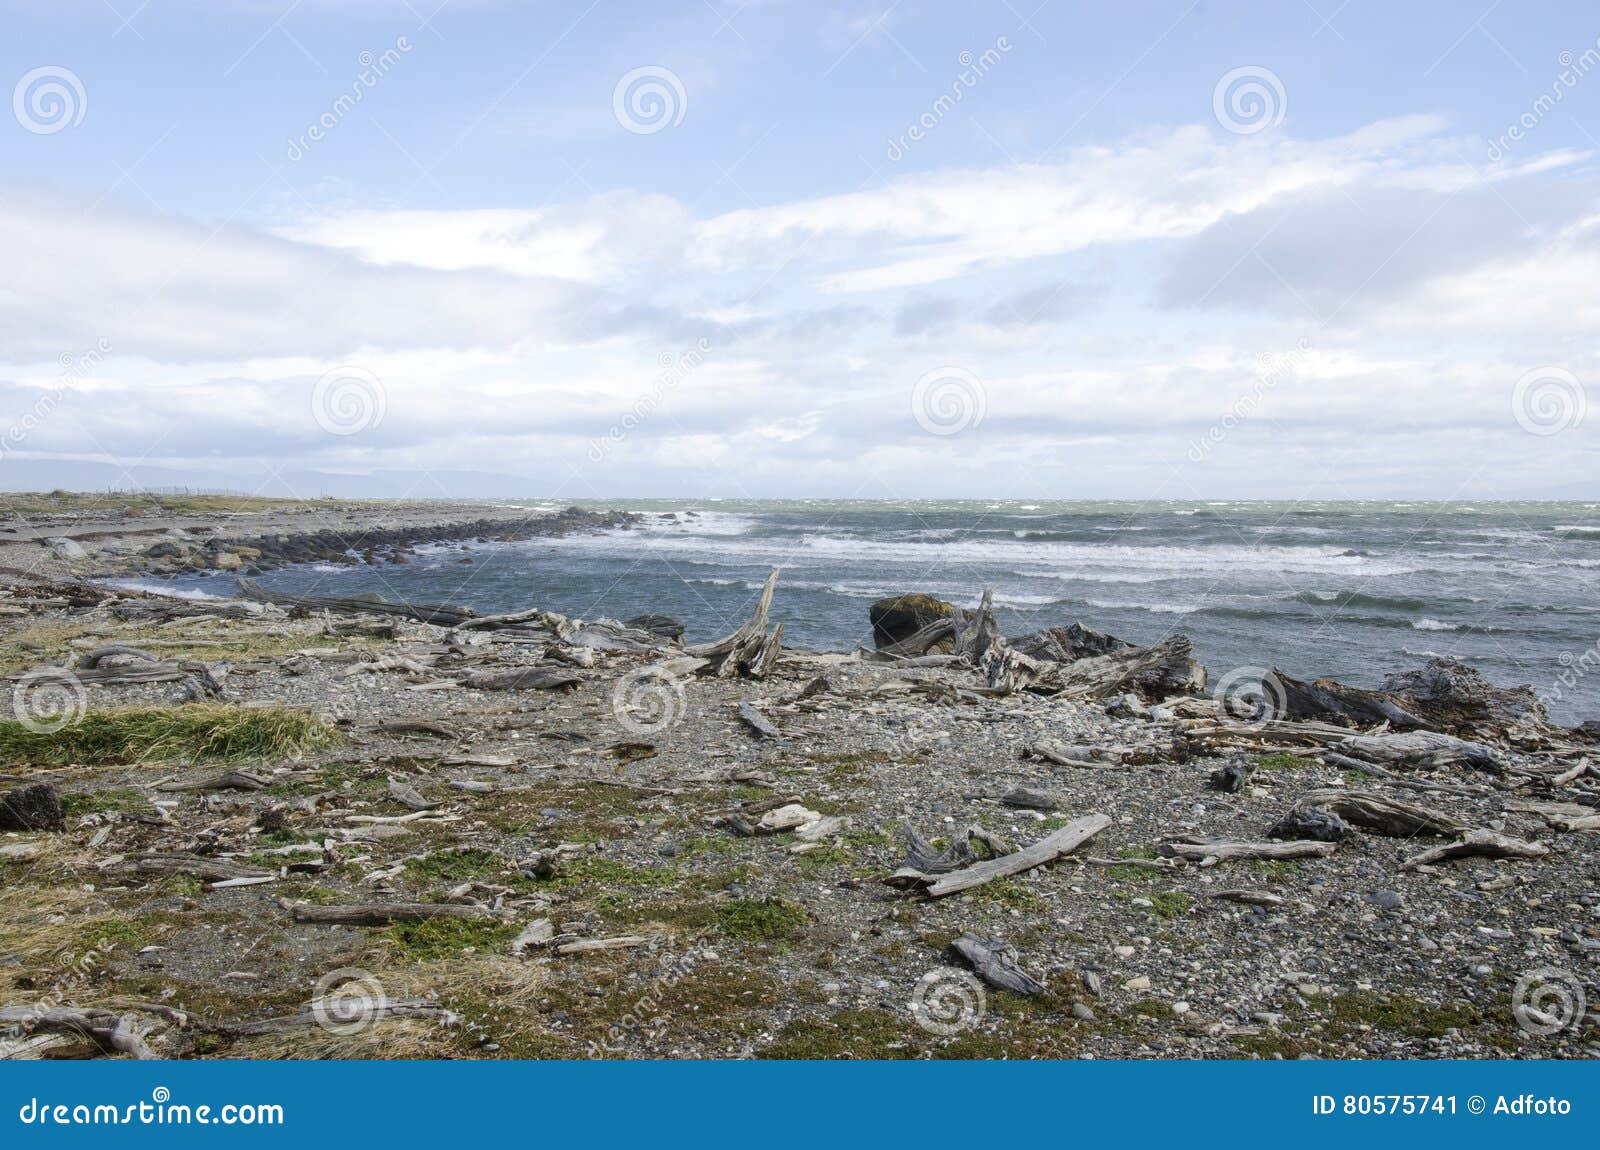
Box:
(1288, 788), (1472, 838)
(1400, 830), (1549, 870)
(287, 901), (496, 926)
(1159, 838), (1339, 864)
(685, 568), (783, 678)
(0, 1006), (158, 1059)
(236, 576), (475, 626)
(459, 665), (583, 692)
(888, 814), (1110, 897)
(948, 934), (1047, 995)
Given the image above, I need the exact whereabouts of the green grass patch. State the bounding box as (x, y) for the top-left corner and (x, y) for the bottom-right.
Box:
(1141, 891), (1194, 919)
(1324, 991), (1482, 1039)
(1255, 752), (1317, 772)
(404, 849), (511, 885)
(715, 897), (808, 941)
(550, 856), (678, 889)
(970, 878), (1046, 911)
(379, 916), (521, 961)
(0, 705), (336, 765)
(793, 846), (851, 878)
(59, 788), (148, 817)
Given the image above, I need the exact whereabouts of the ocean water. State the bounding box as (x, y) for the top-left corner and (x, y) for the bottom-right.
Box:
(150, 500), (1600, 726)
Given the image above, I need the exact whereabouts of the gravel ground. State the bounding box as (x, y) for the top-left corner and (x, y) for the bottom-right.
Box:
(1, 519), (1596, 1061)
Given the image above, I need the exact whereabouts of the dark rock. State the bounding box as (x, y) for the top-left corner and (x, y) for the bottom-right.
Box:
(1209, 762), (1253, 793)
(868, 593), (954, 648)
(0, 783), (64, 832)
(1367, 889), (1404, 911)
(1268, 807), (1349, 843)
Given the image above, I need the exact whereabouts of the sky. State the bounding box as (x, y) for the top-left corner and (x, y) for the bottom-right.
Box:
(1, 0), (1597, 500)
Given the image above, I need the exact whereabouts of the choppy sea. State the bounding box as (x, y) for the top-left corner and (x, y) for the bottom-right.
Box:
(137, 500), (1600, 726)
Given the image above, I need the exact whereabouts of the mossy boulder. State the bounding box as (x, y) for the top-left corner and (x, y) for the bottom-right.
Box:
(868, 593), (954, 648)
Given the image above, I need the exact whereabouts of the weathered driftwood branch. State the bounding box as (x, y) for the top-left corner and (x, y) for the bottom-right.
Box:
(1289, 788), (1472, 838)
(1273, 669), (1425, 729)
(130, 854), (274, 883)
(156, 769), (269, 793)
(236, 576), (475, 626)
(949, 934), (1047, 995)
(1036, 635), (1206, 701)
(459, 665), (583, 692)
(234, 997), (459, 1035)
(736, 701), (779, 740)
(286, 901), (495, 926)
(685, 568), (783, 678)
(0, 1006), (157, 1059)
(1400, 830), (1549, 870)
(888, 813), (1110, 897)
(1332, 730), (1504, 773)
(1159, 838), (1338, 864)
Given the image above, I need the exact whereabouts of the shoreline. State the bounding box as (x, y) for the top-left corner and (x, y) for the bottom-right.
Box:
(0, 496), (641, 582)
(0, 500), (1596, 1061)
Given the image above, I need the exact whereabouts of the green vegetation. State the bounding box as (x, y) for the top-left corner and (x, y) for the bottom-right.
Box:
(379, 916), (522, 961)
(1324, 991), (1482, 1039)
(59, 788), (148, 817)
(0, 705), (336, 765)
(404, 849), (511, 886)
(715, 897), (809, 941)
(970, 878), (1046, 911)
(1141, 891), (1194, 919)
(1255, 752), (1317, 772)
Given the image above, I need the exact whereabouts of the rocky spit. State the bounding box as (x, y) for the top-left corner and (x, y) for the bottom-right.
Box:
(0, 501), (1595, 1061)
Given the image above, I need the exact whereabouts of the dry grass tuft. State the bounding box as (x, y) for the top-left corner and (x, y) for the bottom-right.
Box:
(0, 705), (337, 765)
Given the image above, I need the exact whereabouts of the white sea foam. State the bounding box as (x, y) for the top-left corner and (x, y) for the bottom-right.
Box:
(104, 579), (224, 601)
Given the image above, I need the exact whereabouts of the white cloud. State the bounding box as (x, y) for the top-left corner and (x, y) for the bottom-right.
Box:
(1, 115), (1592, 497)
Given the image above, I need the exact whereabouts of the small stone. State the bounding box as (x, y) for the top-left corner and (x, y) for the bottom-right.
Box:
(1130, 897), (1153, 909)
(1172, 1001), (1190, 1015)
(1297, 982), (1321, 996)
(1071, 1002), (1096, 1021)
(1114, 945), (1136, 958)
(1123, 975), (1151, 991)
(1368, 889), (1404, 911)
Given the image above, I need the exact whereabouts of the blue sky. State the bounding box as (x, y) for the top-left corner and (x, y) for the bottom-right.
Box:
(2, 0), (1596, 498)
